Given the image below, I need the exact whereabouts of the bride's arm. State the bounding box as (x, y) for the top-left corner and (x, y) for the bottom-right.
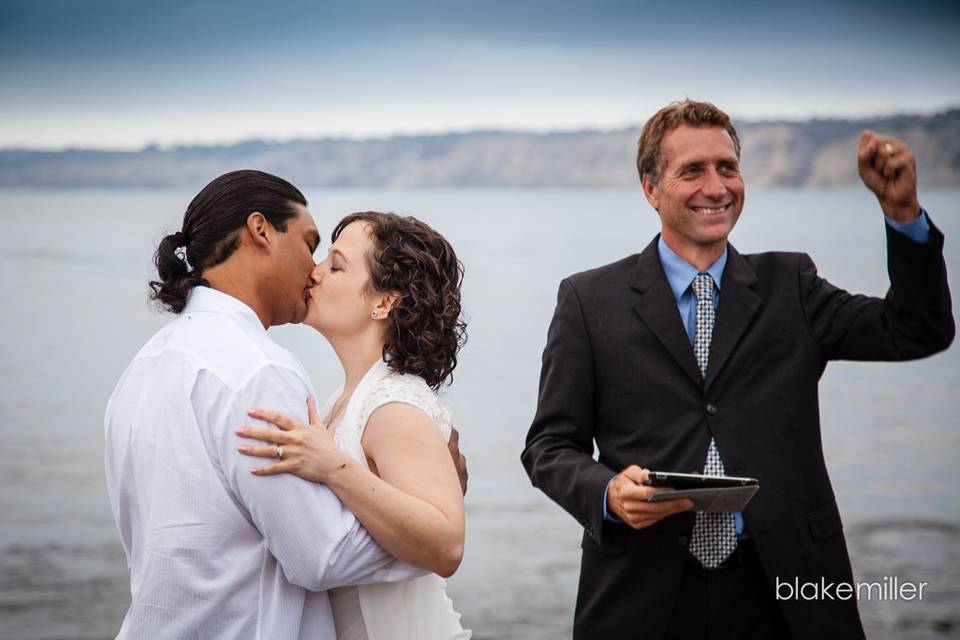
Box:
(335, 402), (464, 577)
(237, 401), (464, 578)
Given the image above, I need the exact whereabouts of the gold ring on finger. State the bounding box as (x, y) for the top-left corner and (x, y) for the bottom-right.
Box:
(883, 142), (894, 155)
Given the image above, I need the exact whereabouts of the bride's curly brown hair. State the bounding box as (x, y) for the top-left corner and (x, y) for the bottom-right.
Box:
(332, 211), (467, 390)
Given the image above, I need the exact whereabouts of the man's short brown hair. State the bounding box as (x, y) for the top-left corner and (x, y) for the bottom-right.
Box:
(636, 100), (741, 185)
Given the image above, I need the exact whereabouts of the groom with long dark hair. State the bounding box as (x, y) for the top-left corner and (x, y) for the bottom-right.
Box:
(105, 170), (466, 638)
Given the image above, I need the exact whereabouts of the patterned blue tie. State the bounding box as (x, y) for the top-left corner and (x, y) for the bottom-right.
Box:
(688, 273), (737, 568)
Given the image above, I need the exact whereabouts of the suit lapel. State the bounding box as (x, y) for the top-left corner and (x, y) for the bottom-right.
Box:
(705, 244), (761, 391)
(630, 237), (703, 388)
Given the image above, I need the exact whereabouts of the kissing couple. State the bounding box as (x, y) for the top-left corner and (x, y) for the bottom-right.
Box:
(104, 169), (472, 639)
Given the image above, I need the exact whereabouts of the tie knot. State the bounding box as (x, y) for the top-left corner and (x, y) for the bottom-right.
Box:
(692, 273), (714, 301)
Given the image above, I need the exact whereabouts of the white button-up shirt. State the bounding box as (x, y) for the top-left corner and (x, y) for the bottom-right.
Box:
(104, 287), (418, 639)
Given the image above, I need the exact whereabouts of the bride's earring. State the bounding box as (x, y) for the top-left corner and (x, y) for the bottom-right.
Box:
(371, 310), (380, 319)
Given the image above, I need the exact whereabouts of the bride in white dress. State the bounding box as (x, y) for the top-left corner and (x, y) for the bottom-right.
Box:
(237, 211), (471, 640)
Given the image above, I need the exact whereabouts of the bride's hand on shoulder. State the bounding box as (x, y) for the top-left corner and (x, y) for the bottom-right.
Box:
(237, 397), (353, 482)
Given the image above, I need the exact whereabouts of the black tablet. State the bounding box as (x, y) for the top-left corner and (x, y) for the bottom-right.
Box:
(644, 471), (758, 489)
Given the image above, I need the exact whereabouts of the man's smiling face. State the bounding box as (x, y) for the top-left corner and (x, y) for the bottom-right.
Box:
(643, 124), (744, 258)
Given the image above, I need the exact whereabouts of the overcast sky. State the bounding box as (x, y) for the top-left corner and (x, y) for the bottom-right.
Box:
(1, 0), (958, 149)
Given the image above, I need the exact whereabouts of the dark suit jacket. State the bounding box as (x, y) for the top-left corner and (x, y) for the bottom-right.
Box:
(521, 223), (953, 639)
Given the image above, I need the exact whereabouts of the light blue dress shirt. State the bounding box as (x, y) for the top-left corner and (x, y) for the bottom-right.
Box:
(602, 210), (931, 538)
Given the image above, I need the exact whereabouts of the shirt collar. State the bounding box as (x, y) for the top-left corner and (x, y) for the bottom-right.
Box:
(182, 286), (268, 335)
(657, 236), (728, 304)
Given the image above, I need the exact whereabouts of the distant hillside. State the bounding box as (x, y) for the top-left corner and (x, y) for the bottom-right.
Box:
(2, 110), (958, 189)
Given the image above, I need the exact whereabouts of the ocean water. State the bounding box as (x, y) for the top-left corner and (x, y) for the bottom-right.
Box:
(0, 187), (957, 639)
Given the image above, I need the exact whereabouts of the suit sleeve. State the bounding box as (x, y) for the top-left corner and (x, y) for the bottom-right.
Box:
(800, 217), (954, 361)
(521, 278), (618, 543)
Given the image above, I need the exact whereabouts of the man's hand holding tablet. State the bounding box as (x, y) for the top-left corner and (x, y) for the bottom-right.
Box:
(606, 466), (695, 529)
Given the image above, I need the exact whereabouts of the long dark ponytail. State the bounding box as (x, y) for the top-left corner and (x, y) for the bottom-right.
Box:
(149, 170), (307, 313)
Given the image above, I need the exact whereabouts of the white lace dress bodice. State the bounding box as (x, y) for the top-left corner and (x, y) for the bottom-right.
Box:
(323, 359), (470, 640)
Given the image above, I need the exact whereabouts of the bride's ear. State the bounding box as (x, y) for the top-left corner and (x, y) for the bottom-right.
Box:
(371, 292), (401, 320)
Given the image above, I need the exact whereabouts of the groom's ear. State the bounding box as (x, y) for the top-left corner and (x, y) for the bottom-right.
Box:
(244, 212), (273, 251)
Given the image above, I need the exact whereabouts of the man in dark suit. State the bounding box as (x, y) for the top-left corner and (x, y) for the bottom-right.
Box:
(521, 100), (953, 639)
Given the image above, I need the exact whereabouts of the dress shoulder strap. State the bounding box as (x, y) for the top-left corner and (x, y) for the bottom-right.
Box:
(357, 371), (452, 441)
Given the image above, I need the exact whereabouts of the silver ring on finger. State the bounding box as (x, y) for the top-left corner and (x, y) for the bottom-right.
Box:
(276, 445), (284, 459)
